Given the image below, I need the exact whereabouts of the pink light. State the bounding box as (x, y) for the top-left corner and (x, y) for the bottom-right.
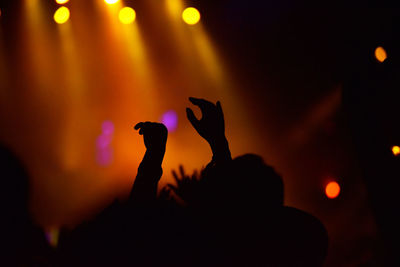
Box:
(96, 135), (112, 149)
(102, 120), (114, 135)
(96, 148), (113, 166)
(96, 121), (114, 166)
(161, 110), (178, 132)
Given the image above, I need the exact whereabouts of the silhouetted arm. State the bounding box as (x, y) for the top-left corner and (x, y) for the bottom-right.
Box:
(129, 122), (168, 203)
(186, 97), (231, 166)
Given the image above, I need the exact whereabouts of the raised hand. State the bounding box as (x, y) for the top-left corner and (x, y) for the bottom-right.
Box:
(186, 97), (231, 163)
(167, 165), (200, 205)
(130, 122), (168, 202)
(134, 122), (168, 154)
(186, 97), (225, 146)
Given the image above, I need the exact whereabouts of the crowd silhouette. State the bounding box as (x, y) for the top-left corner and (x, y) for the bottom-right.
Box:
(1, 97), (330, 266)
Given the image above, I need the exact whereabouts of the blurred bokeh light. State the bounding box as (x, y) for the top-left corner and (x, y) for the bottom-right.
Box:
(392, 146), (400, 156)
(161, 110), (178, 132)
(56, 0), (69, 4)
(54, 6), (70, 24)
(104, 0), (119, 5)
(119, 7), (136, 24)
(325, 181), (341, 199)
(375, 46), (387, 63)
(182, 7), (201, 25)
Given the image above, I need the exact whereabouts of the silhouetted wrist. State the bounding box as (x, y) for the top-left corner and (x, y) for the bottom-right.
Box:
(209, 136), (231, 164)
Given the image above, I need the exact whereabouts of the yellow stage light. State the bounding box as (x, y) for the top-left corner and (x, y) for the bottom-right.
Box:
(105, 0), (119, 4)
(392, 146), (400, 156)
(56, 0), (70, 4)
(182, 7), (200, 25)
(119, 7), (136, 24)
(54, 7), (70, 24)
(375, 46), (387, 63)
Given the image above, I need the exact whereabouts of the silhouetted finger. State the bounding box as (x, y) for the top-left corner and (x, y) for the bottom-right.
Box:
(192, 170), (198, 180)
(189, 97), (212, 109)
(186, 108), (200, 129)
(159, 187), (171, 198)
(134, 122), (144, 130)
(179, 165), (185, 178)
(172, 169), (180, 183)
(167, 183), (178, 192)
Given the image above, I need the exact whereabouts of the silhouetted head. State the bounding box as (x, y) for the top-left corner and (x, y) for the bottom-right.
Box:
(200, 154), (283, 215)
(230, 154), (283, 206)
(0, 145), (30, 220)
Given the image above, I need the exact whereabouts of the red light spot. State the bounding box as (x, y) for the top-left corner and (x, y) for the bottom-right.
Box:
(325, 181), (340, 199)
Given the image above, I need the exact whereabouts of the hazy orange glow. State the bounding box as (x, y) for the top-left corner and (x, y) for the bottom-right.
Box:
(392, 146), (400, 156)
(7, 0), (245, 228)
(325, 181), (340, 199)
(375, 46), (387, 63)
(54, 7), (70, 24)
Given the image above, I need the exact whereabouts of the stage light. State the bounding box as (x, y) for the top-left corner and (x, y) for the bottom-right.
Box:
(105, 0), (119, 5)
(56, 0), (69, 4)
(392, 146), (400, 156)
(119, 7), (136, 24)
(182, 7), (201, 25)
(325, 181), (340, 199)
(161, 110), (178, 132)
(375, 46), (387, 63)
(54, 6), (70, 24)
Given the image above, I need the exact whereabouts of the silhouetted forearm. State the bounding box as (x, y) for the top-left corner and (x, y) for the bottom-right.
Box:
(129, 149), (164, 203)
(208, 136), (232, 166)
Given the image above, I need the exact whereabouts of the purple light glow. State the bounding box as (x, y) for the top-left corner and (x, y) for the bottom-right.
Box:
(96, 147), (113, 166)
(96, 134), (112, 149)
(102, 120), (114, 135)
(96, 120), (114, 166)
(161, 110), (178, 132)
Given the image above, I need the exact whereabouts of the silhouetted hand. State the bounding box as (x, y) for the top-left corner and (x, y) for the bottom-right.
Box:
(186, 97), (225, 145)
(187, 97), (231, 163)
(168, 165), (200, 204)
(130, 122), (168, 202)
(134, 122), (168, 154)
